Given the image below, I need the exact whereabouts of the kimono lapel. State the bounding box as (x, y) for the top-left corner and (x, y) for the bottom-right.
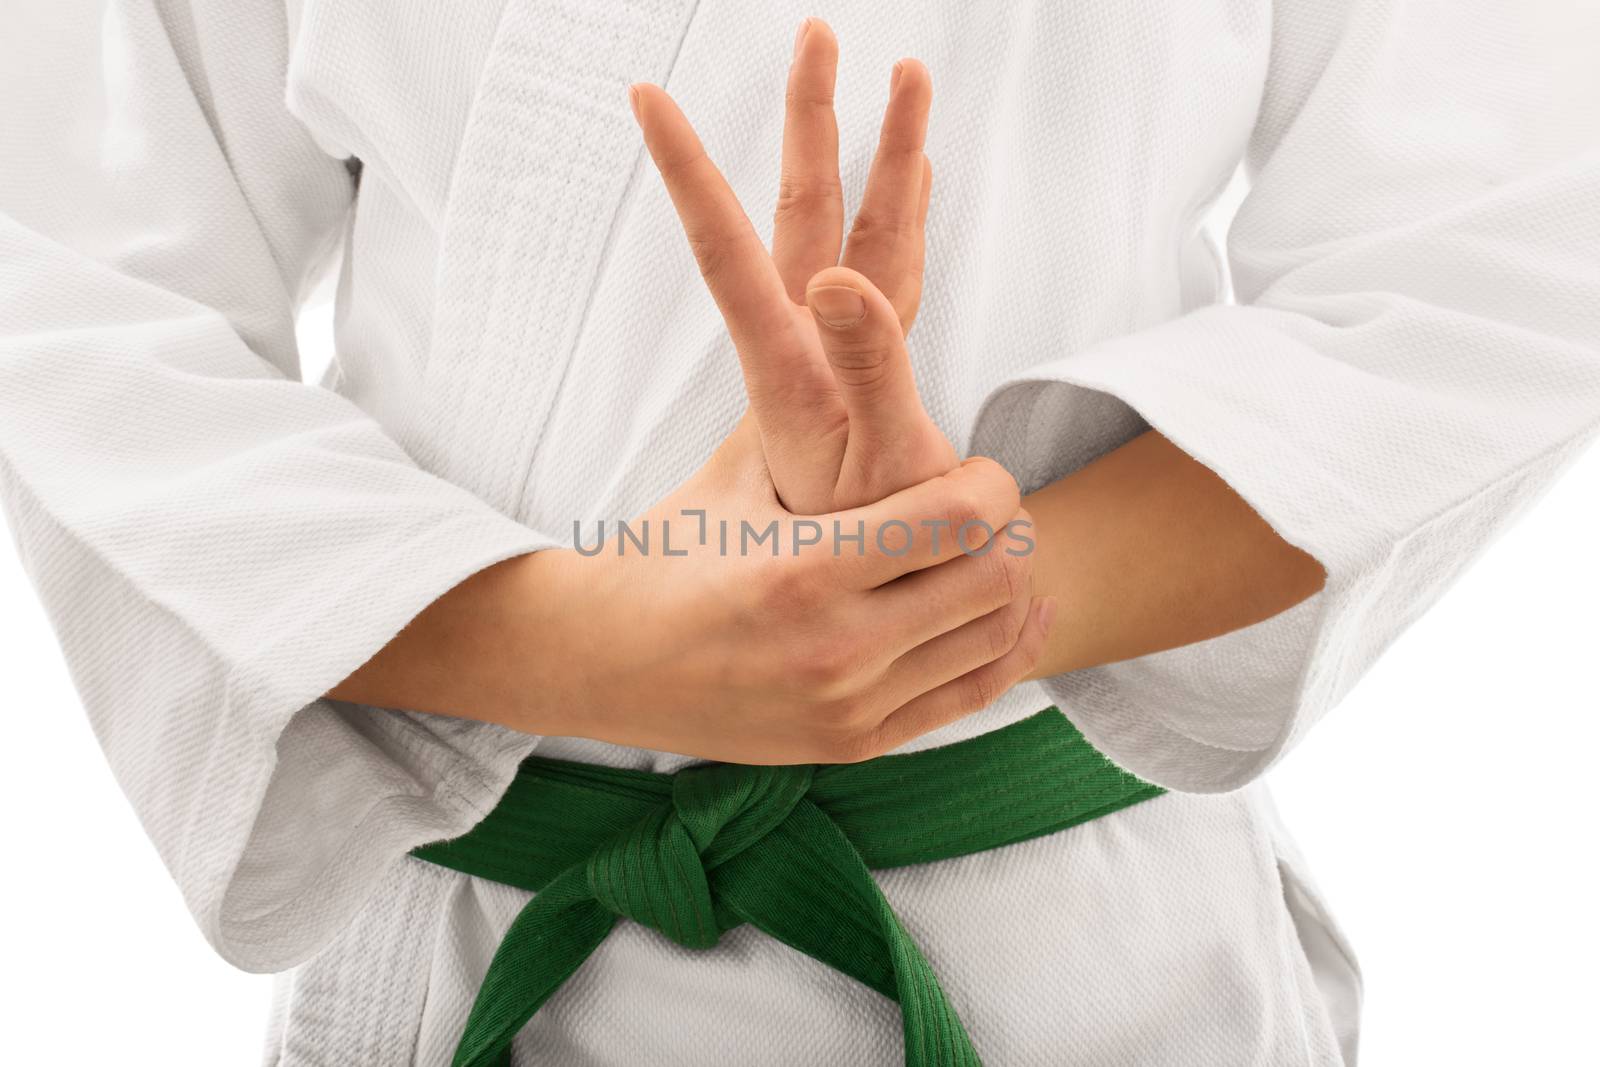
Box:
(419, 0), (700, 515)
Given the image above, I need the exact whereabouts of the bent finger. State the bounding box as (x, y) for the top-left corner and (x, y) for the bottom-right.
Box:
(804, 265), (929, 453)
(877, 589), (1033, 706)
(855, 510), (1033, 654)
(827, 456), (1023, 588)
(871, 596), (1056, 752)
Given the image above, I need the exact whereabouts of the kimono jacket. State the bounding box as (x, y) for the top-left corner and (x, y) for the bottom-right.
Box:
(1, 0), (1596, 1063)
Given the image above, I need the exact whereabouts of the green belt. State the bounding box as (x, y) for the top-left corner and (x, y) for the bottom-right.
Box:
(411, 706), (1163, 1067)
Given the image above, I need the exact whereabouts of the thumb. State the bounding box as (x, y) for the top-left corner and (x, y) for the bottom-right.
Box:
(804, 265), (929, 449)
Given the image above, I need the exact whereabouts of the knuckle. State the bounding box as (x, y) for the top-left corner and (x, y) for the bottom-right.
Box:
(825, 349), (892, 391)
(960, 454), (1000, 479)
(685, 231), (733, 286)
(818, 721), (886, 764)
(818, 320), (881, 354)
(986, 609), (1021, 662)
(997, 545), (1030, 601)
(784, 84), (836, 110)
(789, 635), (864, 694)
(961, 666), (1001, 714)
(972, 538), (1010, 598)
(821, 325), (886, 358)
(659, 147), (709, 183)
(849, 210), (918, 244)
(775, 173), (843, 216)
(938, 489), (983, 547)
(757, 558), (818, 615)
(814, 693), (873, 732)
(962, 455), (1019, 497)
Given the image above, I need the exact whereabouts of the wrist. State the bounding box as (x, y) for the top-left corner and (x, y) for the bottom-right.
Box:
(455, 547), (590, 736)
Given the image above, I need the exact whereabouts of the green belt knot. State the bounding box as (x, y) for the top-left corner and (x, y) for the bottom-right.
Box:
(586, 761), (816, 950)
(412, 707), (1167, 1067)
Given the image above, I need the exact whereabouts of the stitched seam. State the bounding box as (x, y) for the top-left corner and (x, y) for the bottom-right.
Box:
(507, 0), (706, 519)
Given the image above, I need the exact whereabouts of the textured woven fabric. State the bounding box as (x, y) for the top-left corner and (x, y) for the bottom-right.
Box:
(2, 0), (1596, 1063)
(412, 708), (1163, 1066)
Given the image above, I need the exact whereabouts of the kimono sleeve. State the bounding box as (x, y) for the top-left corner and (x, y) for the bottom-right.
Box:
(0, 1), (557, 971)
(970, 0), (1600, 792)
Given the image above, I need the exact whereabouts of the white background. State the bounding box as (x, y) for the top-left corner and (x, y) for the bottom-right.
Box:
(3, 115), (1598, 1067)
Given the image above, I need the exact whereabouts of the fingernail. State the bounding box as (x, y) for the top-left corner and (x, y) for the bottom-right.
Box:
(808, 285), (865, 327)
(891, 60), (904, 92)
(794, 18), (810, 60)
(628, 84), (641, 121)
(1038, 597), (1058, 630)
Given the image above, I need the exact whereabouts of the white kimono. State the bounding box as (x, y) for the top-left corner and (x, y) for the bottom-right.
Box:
(2, 0), (1597, 1063)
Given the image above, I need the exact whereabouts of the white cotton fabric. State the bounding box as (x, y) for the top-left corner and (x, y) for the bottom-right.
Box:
(2, 0), (1596, 1063)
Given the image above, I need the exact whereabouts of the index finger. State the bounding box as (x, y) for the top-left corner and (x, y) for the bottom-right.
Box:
(629, 84), (806, 378)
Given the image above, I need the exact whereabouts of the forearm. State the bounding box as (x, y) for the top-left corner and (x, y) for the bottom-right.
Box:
(324, 436), (1044, 764)
(325, 550), (577, 734)
(1022, 429), (1326, 679)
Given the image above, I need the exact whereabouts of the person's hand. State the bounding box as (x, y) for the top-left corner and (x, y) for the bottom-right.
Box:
(327, 22), (1057, 763)
(330, 410), (1052, 764)
(629, 19), (958, 514)
(511, 414), (1051, 764)
(547, 22), (1048, 762)
(324, 412), (1049, 767)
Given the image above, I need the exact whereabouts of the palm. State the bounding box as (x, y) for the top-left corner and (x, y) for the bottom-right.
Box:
(631, 20), (958, 514)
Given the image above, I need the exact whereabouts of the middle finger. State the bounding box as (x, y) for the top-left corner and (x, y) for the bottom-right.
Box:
(773, 18), (844, 303)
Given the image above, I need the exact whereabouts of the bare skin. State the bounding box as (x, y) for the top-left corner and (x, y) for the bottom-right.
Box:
(329, 22), (1050, 765)
(1021, 427), (1325, 677)
(328, 19), (1325, 762)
